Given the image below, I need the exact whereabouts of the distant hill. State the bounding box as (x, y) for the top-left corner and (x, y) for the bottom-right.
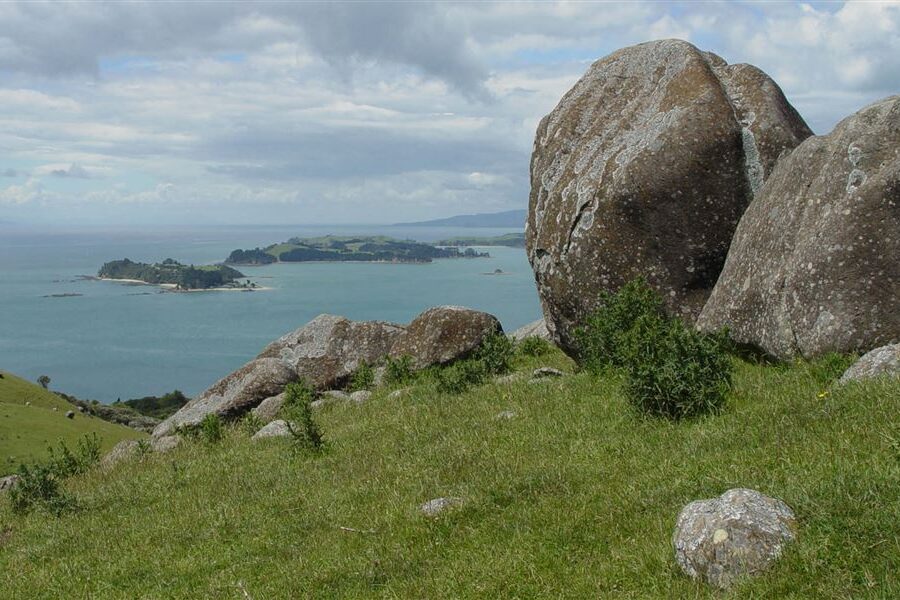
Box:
(394, 209), (526, 228)
(437, 233), (526, 248)
(0, 370), (144, 475)
(226, 235), (488, 265)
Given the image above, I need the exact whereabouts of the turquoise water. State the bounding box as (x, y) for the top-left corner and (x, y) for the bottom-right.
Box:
(0, 225), (541, 402)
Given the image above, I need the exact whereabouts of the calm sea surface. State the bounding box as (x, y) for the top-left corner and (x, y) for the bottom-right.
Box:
(0, 225), (541, 402)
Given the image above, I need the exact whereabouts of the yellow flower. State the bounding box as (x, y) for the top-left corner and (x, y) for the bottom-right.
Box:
(817, 390), (829, 399)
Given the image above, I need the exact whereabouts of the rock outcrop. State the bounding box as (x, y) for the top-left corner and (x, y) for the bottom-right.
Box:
(154, 358), (296, 437)
(699, 96), (900, 358)
(252, 393), (285, 424)
(154, 306), (501, 437)
(257, 314), (405, 389)
(509, 319), (551, 342)
(526, 39), (811, 355)
(673, 488), (797, 588)
(391, 306), (501, 368)
(839, 343), (900, 384)
(100, 439), (140, 469)
(0, 474), (19, 493)
(251, 419), (292, 440)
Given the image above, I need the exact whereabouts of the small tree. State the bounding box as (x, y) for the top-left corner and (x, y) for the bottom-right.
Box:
(37, 375), (51, 389)
(282, 382), (322, 451)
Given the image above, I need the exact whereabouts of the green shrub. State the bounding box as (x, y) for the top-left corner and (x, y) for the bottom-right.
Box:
(474, 332), (513, 375)
(282, 382), (323, 451)
(46, 433), (101, 478)
(199, 413), (223, 444)
(436, 360), (487, 395)
(349, 360), (375, 391)
(575, 278), (665, 372)
(8, 462), (76, 516)
(384, 355), (415, 386)
(517, 335), (551, 357)
(621, 314), (732, 419)
(241, 412), (264, 436)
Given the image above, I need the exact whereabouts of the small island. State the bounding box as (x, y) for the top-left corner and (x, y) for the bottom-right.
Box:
(436, 232), (526, 248)
(97, 258), (252, 291)
(226, 235), (489, 265)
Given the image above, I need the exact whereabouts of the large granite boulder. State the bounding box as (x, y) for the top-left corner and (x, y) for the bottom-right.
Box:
(839, 344), (900, 384)
(390, 306), (502, 368)
(257, 314), (404, 389)
(699, 96), (900, 359)
(526, 39), (811, 356)
(673, 488), (797, 588)
(153, 358), (296, 437)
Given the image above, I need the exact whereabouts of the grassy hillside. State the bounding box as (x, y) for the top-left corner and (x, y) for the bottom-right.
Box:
(0, 352), (897, 598)
(0, 371), (145, 475)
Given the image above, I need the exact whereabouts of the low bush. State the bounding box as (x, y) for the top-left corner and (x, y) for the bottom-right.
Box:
(806, 352), (857, 386)
(517, 336), (551, 357)
(282, 382), (323, 451)
(436, 360), (487, 395)
(8, 462), (75, 516)
(474, 332), (514, 376)
(349, 360), (375, 391)
(240, 412), (264, 436)
(46, 433), (101, 478)
(621, 314), (732, 419)
(575, 278), (665, 372)
(198, 414), (223, 444)
(384, 355), (415, 386)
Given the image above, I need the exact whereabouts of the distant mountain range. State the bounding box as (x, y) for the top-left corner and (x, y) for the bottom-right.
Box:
(394, 209), (526, 228)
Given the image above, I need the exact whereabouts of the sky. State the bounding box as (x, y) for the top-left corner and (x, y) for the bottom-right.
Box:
(0, 1), (898, 227)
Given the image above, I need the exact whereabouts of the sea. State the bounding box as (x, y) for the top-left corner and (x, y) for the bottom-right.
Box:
(0, 225), (541, 402)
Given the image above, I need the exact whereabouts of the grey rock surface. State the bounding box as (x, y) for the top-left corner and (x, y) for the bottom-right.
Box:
(100, 439), (140, 469)
(156, 306), (501, 437)
(839, 344), (900, 384)
(150, 435), (181, 454)
(252, 393), (285, 424)
(494, 410), (517, 420)
(349, 390), (371, 404)
(391, 306), (502, 368)
(526, 39), (811, 356)
(532, 367), (564, 379)
(258, 314), (404, 389)
(251, 419), (292, 440)
(509, 319), (551, 341)
(153, 358), (296, 437)
(420, 496), (463, 517)
(0, 474), (19, 493)
(673, 488), (797, 588)
(321, 390), (351, 401)
(699, 96), (900, 359)
(388, 388), (410, 399)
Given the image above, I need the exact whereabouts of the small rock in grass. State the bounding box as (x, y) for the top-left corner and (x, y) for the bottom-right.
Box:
(420, 496), (463, 517)
(494, 373), (523, 384)
(100, 439), (140, 468)
(673, 488), (797, 588)
(388, 388), (410, 399)
(839, 344), (899, 384)
(65, 410), (75, 419)
(532, 367), (563, 378)
(350, 390), (371, 404)
(251, 419), (293, 440)
(252, 393), (285, 424)
(322, 390), (350, 401)
(77, 405), (86, 413)
(494, 410), (517, 420)
(0, 475), (19, 493)
(151, 435), (181, 453)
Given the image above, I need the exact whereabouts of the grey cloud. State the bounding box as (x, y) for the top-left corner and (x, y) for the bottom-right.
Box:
(1, 168), (17, 177)
(0, 2), (489, 100)
(202, 125), (524, 181)
(49, 164), (93, 179)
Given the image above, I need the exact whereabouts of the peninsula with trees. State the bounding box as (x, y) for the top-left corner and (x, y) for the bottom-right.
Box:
(436, 232), (526, 248)
(97, 258), (252, 291)
(226, 235), (489, 265)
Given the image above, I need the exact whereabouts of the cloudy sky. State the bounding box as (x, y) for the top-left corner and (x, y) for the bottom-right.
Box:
(1, 1), (898, 226)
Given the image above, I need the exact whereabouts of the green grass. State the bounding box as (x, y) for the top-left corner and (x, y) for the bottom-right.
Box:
(0, 371), (145, 476)
(0, 352), (897, 598)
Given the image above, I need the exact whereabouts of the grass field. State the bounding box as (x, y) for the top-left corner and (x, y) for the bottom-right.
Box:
(0, 351), (897, 598)
(0, 371), (145, 476)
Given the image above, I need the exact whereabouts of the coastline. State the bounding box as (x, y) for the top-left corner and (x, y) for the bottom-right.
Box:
(95, 276), (272, 293)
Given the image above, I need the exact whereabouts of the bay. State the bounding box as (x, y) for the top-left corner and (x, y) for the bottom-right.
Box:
(0, 225), (541, 402)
